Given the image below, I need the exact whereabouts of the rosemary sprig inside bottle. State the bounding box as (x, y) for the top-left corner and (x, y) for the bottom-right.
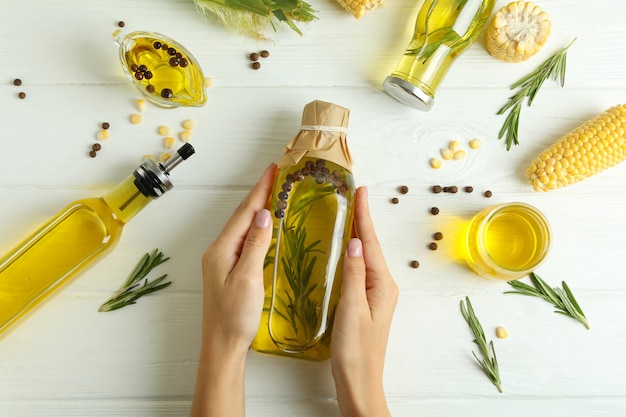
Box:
(506, 272), (589, 329)
(460, 297), (502, 393)
(272, 179), (338, 343)
(497, 38), (576, 150)
(99, 249), (171, 312)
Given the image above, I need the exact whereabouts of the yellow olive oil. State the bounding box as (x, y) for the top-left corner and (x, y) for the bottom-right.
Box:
(252, 158), (355, 360)
(0, 145), (195, 339)
(384, 0), (496, 110)
(116, 31), (206, 108)
(465, 203), (551, 280)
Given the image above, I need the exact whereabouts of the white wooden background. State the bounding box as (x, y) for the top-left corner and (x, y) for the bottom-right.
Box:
(1, 0), (625, 416)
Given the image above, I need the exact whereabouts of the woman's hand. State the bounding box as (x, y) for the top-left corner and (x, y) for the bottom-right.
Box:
(331, 186), (399, 417)
(191, 163), (276, 417)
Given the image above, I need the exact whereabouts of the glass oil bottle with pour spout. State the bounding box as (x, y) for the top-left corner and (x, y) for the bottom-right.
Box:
(0, 144), (195, 339)
(251, 100), (355, 361)
(383, 0), (496, 111)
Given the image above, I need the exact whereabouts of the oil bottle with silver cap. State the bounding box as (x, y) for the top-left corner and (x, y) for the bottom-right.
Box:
(0, 144), (195, 339)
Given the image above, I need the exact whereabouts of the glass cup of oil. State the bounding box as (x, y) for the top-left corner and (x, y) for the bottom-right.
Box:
(464, 202), (551, 280)
(112, 30), (207, 108)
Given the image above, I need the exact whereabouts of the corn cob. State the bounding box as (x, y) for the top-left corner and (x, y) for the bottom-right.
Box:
(525, 104), (626, 192)
(486, 1), (551, 62)
(335, 0), (384, 19)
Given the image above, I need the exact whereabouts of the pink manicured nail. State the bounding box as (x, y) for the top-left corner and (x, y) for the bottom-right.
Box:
(255, 209), (271, 229)
(346, 238), (363, 257)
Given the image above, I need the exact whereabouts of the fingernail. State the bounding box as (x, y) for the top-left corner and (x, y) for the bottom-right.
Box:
(346, 238), (363, 257)
(255, 209), (271, 229)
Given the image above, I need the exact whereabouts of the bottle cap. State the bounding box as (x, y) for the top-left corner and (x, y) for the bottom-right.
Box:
(134, 144), (195, 197)
(383, 76), (434, 112)
(278, 100), (353, 170)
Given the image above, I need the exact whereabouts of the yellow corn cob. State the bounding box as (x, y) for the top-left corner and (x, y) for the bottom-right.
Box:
(525, 104), (626, 192)
(335, 0), (384, 19)
(486, 1), (551, 62)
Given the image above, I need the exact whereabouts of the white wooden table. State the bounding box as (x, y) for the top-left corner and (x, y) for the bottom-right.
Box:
(1, 0), (625, 415)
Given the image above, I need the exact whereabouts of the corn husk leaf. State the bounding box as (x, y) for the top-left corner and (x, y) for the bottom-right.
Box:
(193, 0), (317, 40)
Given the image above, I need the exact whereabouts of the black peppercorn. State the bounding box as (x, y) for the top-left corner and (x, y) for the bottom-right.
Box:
(399, 185), (409, 194)
(251, 62), (261, 70)
(92, 143), (102, 151)
(161, 43), (168, 50)
(161, 88), (173, 98)
(430, 207), (439, 215)
(146, 85), (155, 94)
(134, 72), (144, 80)
(169, 57), (179, 67)
(138, 65), (147, 73)
(179, 58), (188, 68)
(315, 174), (325, 184)
(391, 197), (399, 204)
(249, 52), (259, 61)
(101, 122), (110, 130)
(118, 21), (125, 28)
(89, 150), (97, 158)
(432, 185), (443, 193)
(144, 71), (153, 80)
(260, 50), (270, 58)
(276, 200), (287, 210)
(464, 186), (474, 193)
(484, 190), (493, 198)
(274, 209), (285, 218)
(433, 232), (443, 241)
(18, 92), (26, 99)
(130, 64), (138, 72)
(278, 191), (288, 200)
(410, 260), (420, 269)
(428, 242), (438, 250)
(13, 78), (22, 86)
(282, 182), (292, 192)
(167, 47), (177, 56)
(153, 41), (162, 49)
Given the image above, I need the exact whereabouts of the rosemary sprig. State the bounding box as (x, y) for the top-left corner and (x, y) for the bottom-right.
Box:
(99, 249), (171, 312)
(460, 297), (503, 393)
(505, 272), (589, 329)
(497, 38), (576, 150)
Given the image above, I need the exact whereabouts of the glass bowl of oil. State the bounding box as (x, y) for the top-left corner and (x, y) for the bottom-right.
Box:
(113, 30), (207, 108)
(464, 202), (551, 280)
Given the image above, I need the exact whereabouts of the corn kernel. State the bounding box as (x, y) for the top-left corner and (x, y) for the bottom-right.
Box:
(179, 130), (193, 142)
(182, 119), (197, 130)
(449, 140), (459, 153)
(136, 99), (146, 112)
(469, 139), (482, 149)
(163, 136), (176, 149)
(158, 125), (172, 136)
(96, 129), (110, 141)
(429, 158), (442, 169)
(495, 326), (508, 339)
(453, 150), (466, 160)
(204, 78), (213, 88)
(130, 114), (143, 124)
(159, 152), (171, 163)
(441, 148), (453, 160)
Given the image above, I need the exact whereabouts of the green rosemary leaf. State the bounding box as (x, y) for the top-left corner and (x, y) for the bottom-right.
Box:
(505, 272), (589, 329)
(529, 272), (561, 306)
(497, 38), (576, 150)
(99, 249), (171, 312)
(460, 297), (503, 393)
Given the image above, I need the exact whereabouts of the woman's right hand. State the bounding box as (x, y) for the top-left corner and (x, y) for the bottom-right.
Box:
(331, 186), (399, 417)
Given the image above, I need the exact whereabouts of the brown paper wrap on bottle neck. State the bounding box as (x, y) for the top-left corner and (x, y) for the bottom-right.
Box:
(278, 100), (353, 171)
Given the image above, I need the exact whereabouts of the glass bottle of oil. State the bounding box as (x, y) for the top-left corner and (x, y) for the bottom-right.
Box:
(251, 100), (355, 361)
(383, 0), (496, 111)
(0, 144), (195, 339)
